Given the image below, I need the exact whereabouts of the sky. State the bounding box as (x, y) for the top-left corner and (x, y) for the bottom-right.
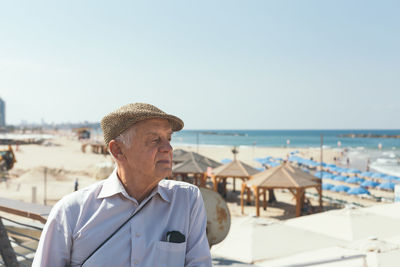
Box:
(0, 0), (399, 129)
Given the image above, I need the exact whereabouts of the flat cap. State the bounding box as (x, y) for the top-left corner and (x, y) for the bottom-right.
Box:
(101, 103), (184, 146)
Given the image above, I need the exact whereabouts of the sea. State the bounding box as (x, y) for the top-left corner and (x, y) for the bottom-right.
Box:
(171, 129), (400, 177)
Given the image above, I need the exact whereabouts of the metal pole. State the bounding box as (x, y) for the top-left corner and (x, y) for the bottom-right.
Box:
(44, 167), (47, 205)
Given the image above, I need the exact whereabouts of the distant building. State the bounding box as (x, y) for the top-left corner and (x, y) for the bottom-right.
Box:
(0, 98), (5, 127)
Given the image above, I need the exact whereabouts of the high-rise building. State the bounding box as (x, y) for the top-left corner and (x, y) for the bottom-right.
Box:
(0, 98), (5, 127)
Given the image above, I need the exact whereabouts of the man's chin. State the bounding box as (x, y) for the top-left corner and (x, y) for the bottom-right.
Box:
(155, 168), (172, 179)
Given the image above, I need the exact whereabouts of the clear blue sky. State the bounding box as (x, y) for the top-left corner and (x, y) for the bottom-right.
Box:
(1, 0), (399, 129)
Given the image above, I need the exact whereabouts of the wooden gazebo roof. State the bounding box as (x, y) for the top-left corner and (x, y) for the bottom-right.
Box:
(172, 149), (190, 163)
(172, 155), (221, 174)
(212, 160), (259, 178)
(242, 163), (322, 217)
(246, 164), (319, 189)
(172, 149), (219, 165)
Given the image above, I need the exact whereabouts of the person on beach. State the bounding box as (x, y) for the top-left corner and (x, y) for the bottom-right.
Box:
(33, 103), (212, 267)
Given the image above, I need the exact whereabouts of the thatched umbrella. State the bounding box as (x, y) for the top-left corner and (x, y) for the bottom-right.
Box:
(241, 163), (322, 217)
(171, 153), (221, 187)
(211, 160), (259, 197)
(172, 149), (190, 165)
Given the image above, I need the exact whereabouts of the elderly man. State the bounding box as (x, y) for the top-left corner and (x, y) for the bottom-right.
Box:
(33, 103), (212, 267)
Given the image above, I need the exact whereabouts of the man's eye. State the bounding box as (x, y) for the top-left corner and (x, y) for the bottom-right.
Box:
(152, 138), (160, 143)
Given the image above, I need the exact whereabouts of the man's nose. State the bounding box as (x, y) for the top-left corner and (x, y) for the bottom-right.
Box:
(159, 139), (172, 152)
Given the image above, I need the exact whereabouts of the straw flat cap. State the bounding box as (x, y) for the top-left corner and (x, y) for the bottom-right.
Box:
(101, 103), (184, 146)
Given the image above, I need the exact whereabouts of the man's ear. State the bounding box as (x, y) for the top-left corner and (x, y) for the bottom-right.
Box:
(109, 140), (125, 161)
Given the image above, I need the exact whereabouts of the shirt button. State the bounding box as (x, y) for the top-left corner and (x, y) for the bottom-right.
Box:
(134, 259), (139, 265)
(135, 232), (141, 237)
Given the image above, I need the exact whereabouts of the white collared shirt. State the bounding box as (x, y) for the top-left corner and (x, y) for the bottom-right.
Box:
(32, 169), (212, 267)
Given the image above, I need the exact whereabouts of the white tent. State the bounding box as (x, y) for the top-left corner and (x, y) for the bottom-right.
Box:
(284, 207), (400, 241)
(211, 217), (346, 264)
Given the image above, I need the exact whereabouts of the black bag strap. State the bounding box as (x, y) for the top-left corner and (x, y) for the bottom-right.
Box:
(79, 198), (152, 266)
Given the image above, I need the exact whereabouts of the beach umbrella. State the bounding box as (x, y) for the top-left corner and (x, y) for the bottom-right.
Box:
(332, 175), (348, 182)
(331, 185), (350, 192)
(347, 187), (370, 195)
(266, 161), (281, 168)
(325, 164), (337, 168)
(333, 167), (349, 174)
(347, 169), (362, 174)
(383, 176), (400, 182)
(221, 158), (232, 164)
(360, 171), (374, 178)
(371, 173), (387, 179)
(254, 156), (273, 164)
(378, 182), (396, 191)
(288, 156), (301, 162)
(314, 171), (333, 179)
(361, 180), (380, 188)
(322, 183), (334, 190)
(345, 177), (365, 184)
(328, 167), (340, 173)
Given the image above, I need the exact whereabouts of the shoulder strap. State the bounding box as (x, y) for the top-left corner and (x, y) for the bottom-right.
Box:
(80, 198), (152, 266)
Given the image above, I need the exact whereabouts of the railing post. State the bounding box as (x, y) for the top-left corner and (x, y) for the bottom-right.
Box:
(0, 217), (20, 267)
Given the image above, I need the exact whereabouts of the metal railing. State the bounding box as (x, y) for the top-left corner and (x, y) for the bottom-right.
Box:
(0, 215), (43, 267)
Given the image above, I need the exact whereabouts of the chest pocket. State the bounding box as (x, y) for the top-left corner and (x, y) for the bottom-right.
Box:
(156, 241), (186, 267)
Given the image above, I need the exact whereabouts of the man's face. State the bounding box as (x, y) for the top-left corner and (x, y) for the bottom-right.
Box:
(121, 118), (173, 182)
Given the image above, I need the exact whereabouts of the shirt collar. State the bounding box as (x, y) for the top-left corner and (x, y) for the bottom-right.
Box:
(97, 168), (171, 203)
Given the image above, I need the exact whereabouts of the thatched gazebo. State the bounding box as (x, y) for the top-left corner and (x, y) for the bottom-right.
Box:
(211, 160), (259, 197)
(171, 152), (221, 187)
(241, 163), (322, 217)
(172, 149), (191, 165)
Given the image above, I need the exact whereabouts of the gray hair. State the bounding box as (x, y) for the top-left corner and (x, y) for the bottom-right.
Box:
(109, 125), (136, 159)
(115, 125), (136, 148)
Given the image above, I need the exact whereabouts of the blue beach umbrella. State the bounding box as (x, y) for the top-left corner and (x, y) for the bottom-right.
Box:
(371, 173), (387, 179)
(221, 158), (232, 164)
(331, 185), (351, 192)
(347, 168), (362, 174)
(326, 164), (337, 168)
(329, 167), (340, 173)
(322, 183), (334, 190)
(332, 175), (348, 182)
(314, 171), (333, 179)
(347, 187), (370, 195)
(345, 177), (365, 184)
(360, 180), (380, 188)
(266, 161), (281, 168)
(383, 176), (400, 182)
(378, 182), (396, 191)
(360, 171), (374, 178)
(254, 158), (265, 164)
(288, 156), (301, 162)
(335, 167), (349, 174)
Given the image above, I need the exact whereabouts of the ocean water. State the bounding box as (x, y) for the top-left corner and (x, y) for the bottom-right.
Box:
(171, 129), (400, 176)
